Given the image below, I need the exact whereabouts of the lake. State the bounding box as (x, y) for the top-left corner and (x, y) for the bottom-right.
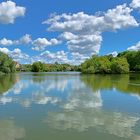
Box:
(0, 72), (140, 140)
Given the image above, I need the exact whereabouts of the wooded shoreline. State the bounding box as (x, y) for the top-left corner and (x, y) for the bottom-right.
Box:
(1, 50), (140, 74)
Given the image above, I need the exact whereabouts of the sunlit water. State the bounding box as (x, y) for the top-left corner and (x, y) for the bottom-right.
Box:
(0, 72), (140, 140)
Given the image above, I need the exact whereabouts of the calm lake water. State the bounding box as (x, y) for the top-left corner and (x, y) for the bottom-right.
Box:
(0, 72), (140, 140)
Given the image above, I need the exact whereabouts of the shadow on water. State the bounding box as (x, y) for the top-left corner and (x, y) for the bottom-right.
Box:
(81, 74), (140, 95)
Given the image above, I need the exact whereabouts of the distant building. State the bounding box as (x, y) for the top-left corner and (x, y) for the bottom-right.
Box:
(14, 62), (21, 71)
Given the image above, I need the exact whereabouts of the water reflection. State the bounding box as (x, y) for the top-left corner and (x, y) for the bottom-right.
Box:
(43, 78), (140, 139)
(0, 73), (140, 139)
(0, 74), (18, 94)
(0, 119), (25, 140)
(81, 74), (140, 95)
(45, 110), (139, 138)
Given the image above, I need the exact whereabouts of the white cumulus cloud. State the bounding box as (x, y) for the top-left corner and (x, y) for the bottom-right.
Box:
(39, 50), (69, 63)
(0, 34), (32, 47)
(43, 4), (139, 63)
(32, 38), (61, 51)
(18, 34), (32, 44)
(127, 41), (140, 51)
(0, 38), (13, 46)
(0, 1), (26, 24)
(130, 0), (140, 9)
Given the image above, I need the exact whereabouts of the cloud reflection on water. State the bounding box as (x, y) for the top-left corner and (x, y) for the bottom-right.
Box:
(0, 73), (140, 139)
(0, 119), (25, 140)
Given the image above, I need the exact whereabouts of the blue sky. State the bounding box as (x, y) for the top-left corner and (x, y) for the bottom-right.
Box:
(0, 0), (140, 64)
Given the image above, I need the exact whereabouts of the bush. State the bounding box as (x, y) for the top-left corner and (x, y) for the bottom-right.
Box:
(134, 65), (140, 71)
(110, 57), (129, 74)
(31, 62), (46, 72)
(80, 55), (129, 74)
(118, 51), (140, 71)
(1, 67), (11, 73)
(82, 66), (95, 74)
(0, 52), (16, 73)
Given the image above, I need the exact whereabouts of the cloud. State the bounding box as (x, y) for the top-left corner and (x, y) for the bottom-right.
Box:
(130, 0), (140, 9)
(108, 51), (118, 57)
(0, 38), (13, 46)
(0, 47), (10, 54)
(60, 33), (102, 60)
(8, 48), (29, 62)
(0, 35), (60, 51)
(45, 4), (138, 32)
(0, 47), (30, 63)
(0, 1), (26, 24)
(0, 47), (69, 65)
(0, 2), (139, 64)
(32, 38), (61, 51)
(71, 52), (89, 64)
(67, 34), (102, 57)
(18, 34), (32, 44)
(127, 41), (140, 51)
(43, 4), (139, 63)
(38, 50), (69, 63)
(59, 32), (78, 40)
(0, 34), (32, 47)
(0, 35), (61, 53)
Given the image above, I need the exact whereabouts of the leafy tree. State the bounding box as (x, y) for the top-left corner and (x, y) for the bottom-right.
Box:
(81, 56), (111, 74)
(19, 64), (32, 72)
(93, 56), (111, 74)
(110, 57), (129, 74)
(81, 59), (95, 74)
(118, 51), (140, 71)
(0, 52), (16, 74)
(80, 54), (129, 74)
(31, 62), (46, 72)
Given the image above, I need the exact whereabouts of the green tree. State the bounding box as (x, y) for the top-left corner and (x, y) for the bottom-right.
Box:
(31, 62), (46, 72)
(118, 51), (140, 71)
(0, 52), (16, 74)
(110, 57), (129, 74)
(80, 54), (129, 74)
(81, 56), (111, 74)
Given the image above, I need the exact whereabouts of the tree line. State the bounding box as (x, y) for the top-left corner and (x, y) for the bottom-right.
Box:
(80, 50), (140, 74)
(20, 62), (79, 72)
(0, 50), (140, 74)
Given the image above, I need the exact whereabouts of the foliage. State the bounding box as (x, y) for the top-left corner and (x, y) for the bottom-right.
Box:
(81, 55), (129, 74)
(9, 50), (140, 74)
(31, 62), (46, 72)
(118, 51), (140, 71)
(0, 52), (16, 74)
(30, 62), (78, 72)
(20, 64), (32, 72)
(110, 57), (129, 74)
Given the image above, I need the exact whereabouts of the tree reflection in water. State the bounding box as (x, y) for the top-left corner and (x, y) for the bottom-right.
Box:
(0, 73), (140, 139)
(0, 74), (18, 94)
